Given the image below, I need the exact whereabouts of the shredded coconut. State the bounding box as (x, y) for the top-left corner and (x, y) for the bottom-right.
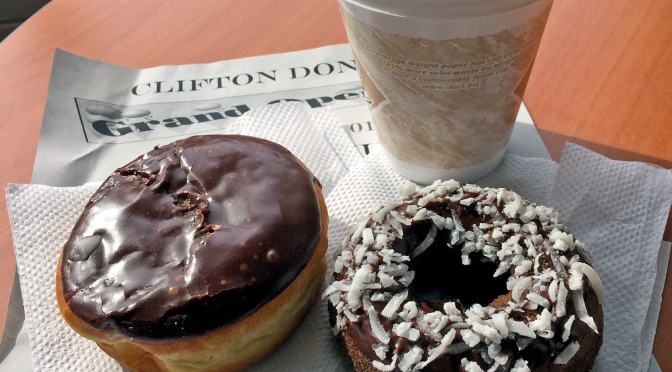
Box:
(398, 346), (423, 372)
(461, 358), (485, 372)
(562, 315), (575, 342)
(368, 305), (390, 344)
(569, 262), (605, 304)
(381, 290), (408, 319)
(326, 180), (602, 372)
(553, 341), (580, 364)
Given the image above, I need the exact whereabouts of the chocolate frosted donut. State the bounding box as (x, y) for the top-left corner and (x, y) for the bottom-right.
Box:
(57, 135), (329, 371)
(325, 180), (604, 372)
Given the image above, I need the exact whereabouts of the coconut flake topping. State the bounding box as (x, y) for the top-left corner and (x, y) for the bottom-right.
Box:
(325, 180), (602, 371)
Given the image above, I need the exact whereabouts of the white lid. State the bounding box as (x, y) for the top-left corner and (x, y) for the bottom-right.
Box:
(341, 0), (544, 19)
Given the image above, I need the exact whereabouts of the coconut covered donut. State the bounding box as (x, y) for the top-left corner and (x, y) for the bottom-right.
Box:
(325, 180), (604, 372)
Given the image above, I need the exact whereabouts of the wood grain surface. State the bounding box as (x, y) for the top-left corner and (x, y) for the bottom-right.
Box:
(0, 0), (670, 369)
(525, 0), (672, 368)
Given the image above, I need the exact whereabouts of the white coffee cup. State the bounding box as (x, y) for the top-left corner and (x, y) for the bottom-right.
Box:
(339, 0), (553, 183)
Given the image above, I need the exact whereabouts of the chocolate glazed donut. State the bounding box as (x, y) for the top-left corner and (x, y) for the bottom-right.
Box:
(325, 180), (604, 372)
(56, 135), (329, 372)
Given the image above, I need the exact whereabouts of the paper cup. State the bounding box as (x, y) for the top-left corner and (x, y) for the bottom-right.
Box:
(339, 0), (553, 184)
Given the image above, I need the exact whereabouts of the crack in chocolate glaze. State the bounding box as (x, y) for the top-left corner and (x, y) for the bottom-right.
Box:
(61, 135), (322, 340)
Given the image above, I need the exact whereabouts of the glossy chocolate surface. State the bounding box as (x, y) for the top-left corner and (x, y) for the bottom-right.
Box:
(60, 135), (322, 340)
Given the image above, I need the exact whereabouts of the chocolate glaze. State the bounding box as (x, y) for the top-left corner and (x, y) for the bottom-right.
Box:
(60, 135), (322, 340)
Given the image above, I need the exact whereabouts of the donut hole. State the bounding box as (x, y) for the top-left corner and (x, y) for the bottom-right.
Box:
(393, 220), (510, 310)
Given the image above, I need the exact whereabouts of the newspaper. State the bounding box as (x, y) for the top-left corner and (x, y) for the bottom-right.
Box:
(32, 44), (553, 186)
(32, 44), (376, 186)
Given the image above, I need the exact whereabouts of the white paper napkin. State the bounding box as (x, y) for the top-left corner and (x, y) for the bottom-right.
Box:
(324, 144), (672, 372)
(551, 143), (672, 371)
(224, 103), (360, 196)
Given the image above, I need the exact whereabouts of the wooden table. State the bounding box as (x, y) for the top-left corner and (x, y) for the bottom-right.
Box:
(0, 0), (670, 369)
